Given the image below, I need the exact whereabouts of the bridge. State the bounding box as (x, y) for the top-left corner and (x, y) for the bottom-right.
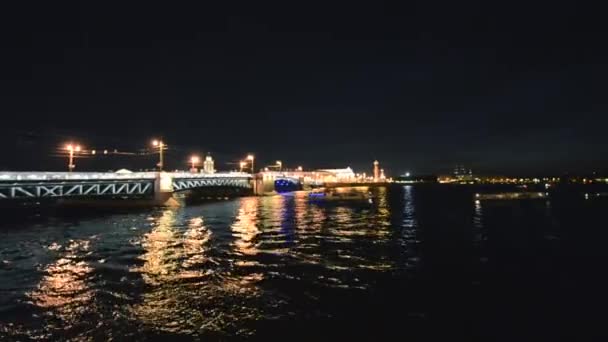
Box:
(0, 171), (252, 203)
(257, 168), (356, 192)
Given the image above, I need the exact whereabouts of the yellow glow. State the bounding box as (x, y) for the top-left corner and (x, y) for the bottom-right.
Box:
(65, 144), (73, 151)
(159, 173), (173, 192)
(27, 239), (93, 316)
(231, 197), (262, 257)
(136, 210), (177, 285)
(190, 156), (200, 164)
(152, 139), (159, 147)
(75, 145), (81, 152)
(91, 150), (96, 155)
(247, 154), (254, 160)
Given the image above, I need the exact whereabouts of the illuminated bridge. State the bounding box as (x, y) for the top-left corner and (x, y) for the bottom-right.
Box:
(0, 171), (252, 202)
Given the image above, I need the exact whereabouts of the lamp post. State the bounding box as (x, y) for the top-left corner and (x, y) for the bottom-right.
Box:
(152, 139), (165, 171)
(247, 154), (255, 174)
(190, 155), (200, 172)
(65, 144), (80, 172)
(65, 144), (81, 172)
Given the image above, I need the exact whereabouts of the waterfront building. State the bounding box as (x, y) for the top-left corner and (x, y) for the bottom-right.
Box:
(373, 160), (380, 182)
(317, 167), (356, 182)
(203, 155), (215, 174)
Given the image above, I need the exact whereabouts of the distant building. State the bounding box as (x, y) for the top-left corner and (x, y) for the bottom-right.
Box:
(373, 160), (380, 182)
(454, 164), (472, 177)
(453, 164), (474, 182)
(203, 155), (215, 174)
(317, 167), (356, 182)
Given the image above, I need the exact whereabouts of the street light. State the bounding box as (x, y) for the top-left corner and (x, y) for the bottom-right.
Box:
(276, 160), (282, 171)
(190, 155), (200, 172)
(152, 139), (165, 171)
(247, 154), (255, 174)
(65, 144), (81, 172)
(297, 166), (303, 172)
(239, 161), (246, 172)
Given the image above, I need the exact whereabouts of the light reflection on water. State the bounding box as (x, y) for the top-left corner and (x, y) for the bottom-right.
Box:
(1, 185), (583, 340)
(0, 188), (410, 339)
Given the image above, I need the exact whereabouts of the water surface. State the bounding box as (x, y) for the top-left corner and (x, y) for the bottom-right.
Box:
(1, 186), (606, 340)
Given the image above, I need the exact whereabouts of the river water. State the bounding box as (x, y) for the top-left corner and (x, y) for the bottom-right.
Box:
(1, 185), (607, 341)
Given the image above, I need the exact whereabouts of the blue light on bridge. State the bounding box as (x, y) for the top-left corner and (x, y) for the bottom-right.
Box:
(274, 179), (301, 193)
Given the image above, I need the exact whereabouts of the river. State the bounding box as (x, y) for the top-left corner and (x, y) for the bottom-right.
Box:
(1, 185), (607, 340)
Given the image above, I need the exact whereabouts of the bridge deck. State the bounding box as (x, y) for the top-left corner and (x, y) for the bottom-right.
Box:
(0, 171), (253, 200)
(0, 171), (251, 182)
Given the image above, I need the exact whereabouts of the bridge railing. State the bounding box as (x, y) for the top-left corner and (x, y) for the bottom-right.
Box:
(170, 171), (251, 179)
(0, 171), (252, 182)
(0, 172), (157, 181)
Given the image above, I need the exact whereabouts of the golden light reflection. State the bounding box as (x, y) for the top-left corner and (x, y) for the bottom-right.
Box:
(231, 197), (261, 257)
(131, 209), (253, 335)
(135, 209), (179, 285)
(293, 191), (308, 229)
(333, 206), (354, 225)
(375, 186), (391, 220)
(307, 202), (327, 230)
(129, 200), (267, 335)
(270, 195), (285, 228)
(181, 216), (211, 270)
(27, 239), (93, 319)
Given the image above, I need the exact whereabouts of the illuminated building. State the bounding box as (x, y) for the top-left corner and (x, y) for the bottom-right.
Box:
(203, 155), (215, 174)
(453, 164), (474, 183)
(380, 168), (386, 180)
(316, 167), (356, 182)
(373, 160), (380, 182)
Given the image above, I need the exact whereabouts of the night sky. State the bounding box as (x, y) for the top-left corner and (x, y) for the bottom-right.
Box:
(1, 2), (606, 175)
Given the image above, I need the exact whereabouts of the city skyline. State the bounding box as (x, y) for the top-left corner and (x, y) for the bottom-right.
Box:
(1, 132), (605, 178)
(1, 2), (606, 175)
(1, 2), (607, 341)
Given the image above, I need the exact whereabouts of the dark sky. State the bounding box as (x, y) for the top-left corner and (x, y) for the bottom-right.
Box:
(1, 2), (606, 175)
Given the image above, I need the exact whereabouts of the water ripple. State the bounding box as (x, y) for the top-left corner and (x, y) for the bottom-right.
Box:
(0, 187), (422, 339)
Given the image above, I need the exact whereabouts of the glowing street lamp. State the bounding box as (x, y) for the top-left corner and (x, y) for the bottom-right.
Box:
(239, 161), (246, 172)
(246, 154), (255, 174)
(297, 166), (303, 172)
(152, 139), (165, 171)
(65, 144), (81, 172)
(190, 155), (200, 172)
(276, 160), (282, 171)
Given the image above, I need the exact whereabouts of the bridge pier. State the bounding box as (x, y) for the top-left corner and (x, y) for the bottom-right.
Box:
(154, 173), (180, 206)
(252, 174), (265, 196)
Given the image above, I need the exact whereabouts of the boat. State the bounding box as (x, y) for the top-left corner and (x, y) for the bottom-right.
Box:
(308, 188), (373, 203)
(475, 192), (548, 201)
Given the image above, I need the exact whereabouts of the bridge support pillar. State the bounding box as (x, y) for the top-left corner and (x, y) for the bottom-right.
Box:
(154, 172), (180, 206)
(252, 174), (265, 196)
